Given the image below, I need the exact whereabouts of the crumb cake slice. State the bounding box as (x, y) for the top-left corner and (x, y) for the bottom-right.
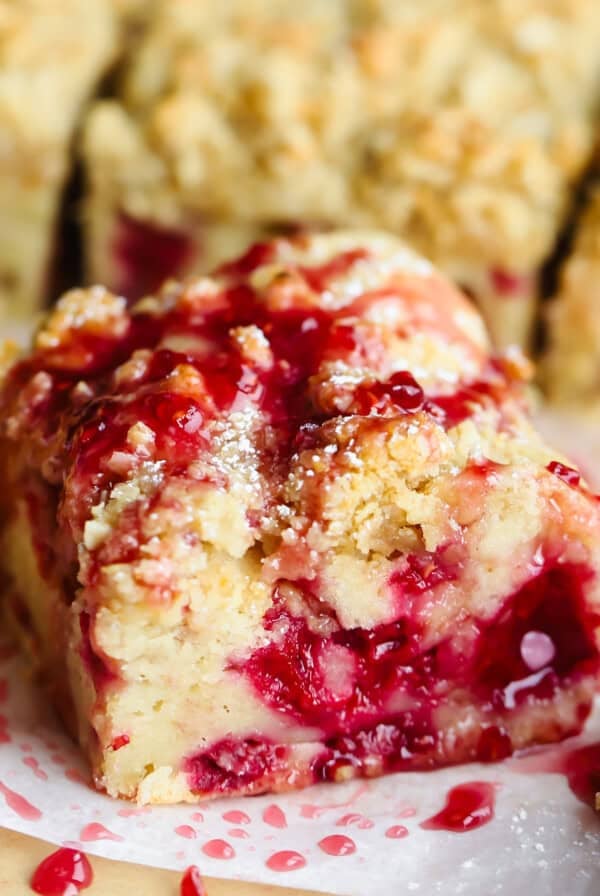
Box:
(2, 232), (600, 804)
(0, 0), (118, 319)
(82, 0), (600, 349)
(543, 184), (600, 409)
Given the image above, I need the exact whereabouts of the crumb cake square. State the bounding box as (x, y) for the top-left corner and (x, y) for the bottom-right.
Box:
(0, 0), (117, 320)
(82, 0), (600, 349)
(543, 184), (600, 409)
(1, 232), (600, 804)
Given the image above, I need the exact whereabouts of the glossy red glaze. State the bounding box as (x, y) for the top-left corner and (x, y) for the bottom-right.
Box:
(350, 370), (424, 416)
(113, 213), (195, 300)
(31, 848), (93, 895)
(420, 782), (496, 833)
(180, 865), (207, 896)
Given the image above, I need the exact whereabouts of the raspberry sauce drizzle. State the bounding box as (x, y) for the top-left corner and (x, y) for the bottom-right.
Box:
(79, 822), (122, 842)
(30, 848), (93, 895)
(420, 782), (496, 833)
(0, 781), (42, 820)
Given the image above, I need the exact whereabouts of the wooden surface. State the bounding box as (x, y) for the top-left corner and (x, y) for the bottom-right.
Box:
(0, 827), (329, 896)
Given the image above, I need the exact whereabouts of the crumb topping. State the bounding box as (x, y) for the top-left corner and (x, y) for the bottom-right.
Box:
(83, 0), (600, 267)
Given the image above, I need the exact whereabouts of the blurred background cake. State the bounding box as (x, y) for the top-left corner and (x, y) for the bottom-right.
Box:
(1, 4), (600, 411)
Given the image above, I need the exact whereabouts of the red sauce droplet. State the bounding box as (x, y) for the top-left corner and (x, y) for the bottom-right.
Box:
(110, 734), (130, 751)
(0, 781), (42, 820)
(336, 813), (374, 829)
(222, 809), (250, 824)
(190, 811), (204, 822)
(266, 850), (307, 872)
(31, 848), (93, 895)
(180, 865), (207, 896)
(175, 825), (197, 839)
(318, 834), (357, 856)
(79, 823), (123, 842)
(262, 804), (287, 828)
(547, 461), (581, 488)
(420, 782), (496, 833)
(23, 756), (48, 781)
(227, 827), (250, 839)
(385, 824), (409, 839)
(201, 839), (235, 860)
(397, 806), (417, 819)
(65, 768), (88, 785)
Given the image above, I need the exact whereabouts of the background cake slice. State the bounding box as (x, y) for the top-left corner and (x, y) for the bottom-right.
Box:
(1, 231), (599, 804)
(0, 0), (119, 321)
(543, 183), (600, 410)
(81, 0), (600, 349)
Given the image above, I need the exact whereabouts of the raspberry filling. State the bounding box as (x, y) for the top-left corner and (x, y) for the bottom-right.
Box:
(490, 268), (534, 298)
(180, 558), (598, 794)
(112, 213), (195, 300)
(79, 612), (119, 692)
(185, 737), (289, 795)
